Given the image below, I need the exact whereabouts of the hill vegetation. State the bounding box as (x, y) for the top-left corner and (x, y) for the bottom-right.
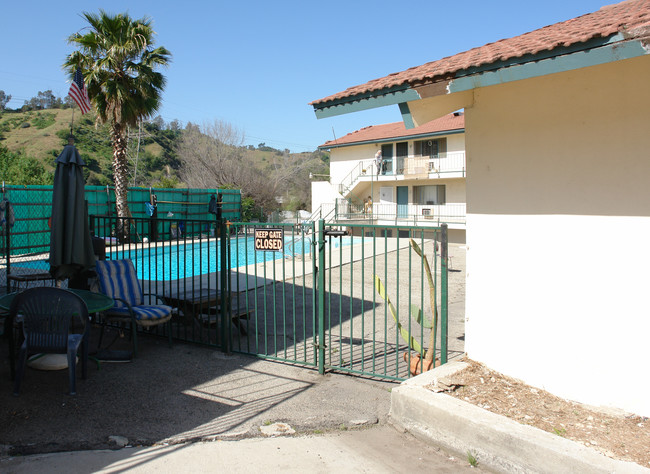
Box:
(0, 93), (329, 216)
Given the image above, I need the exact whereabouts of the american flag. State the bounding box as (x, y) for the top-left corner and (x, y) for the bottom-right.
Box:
(68, 67), (91, 114)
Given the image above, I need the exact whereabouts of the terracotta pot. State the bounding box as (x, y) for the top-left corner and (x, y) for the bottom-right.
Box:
(404, 352), (438, 375)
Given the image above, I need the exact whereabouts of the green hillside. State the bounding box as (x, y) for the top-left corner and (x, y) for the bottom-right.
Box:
(0, 108), (178, 186)
(1, 108), (74, 160)
(0, 107), (329, 211)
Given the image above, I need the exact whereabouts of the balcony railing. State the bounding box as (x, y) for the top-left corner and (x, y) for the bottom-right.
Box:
(308, 202), (336, 223)
(336, 152), (466, 199)
(330, 199), (465, 226)
(337, 160), (374, 195)
(396, 151), (465, 177)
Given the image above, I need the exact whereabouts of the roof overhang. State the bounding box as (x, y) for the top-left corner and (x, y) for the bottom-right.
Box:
(447, 33), (647, 93)
(312, 87), (420, 120)
(318, 127), (464, 151)
(312, 33), (650, 127)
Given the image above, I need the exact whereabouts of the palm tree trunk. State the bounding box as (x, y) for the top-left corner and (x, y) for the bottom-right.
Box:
(111, 122), (131, 241)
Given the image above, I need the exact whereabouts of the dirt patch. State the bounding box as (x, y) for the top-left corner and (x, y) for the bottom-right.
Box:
(441, 359), (649, 468)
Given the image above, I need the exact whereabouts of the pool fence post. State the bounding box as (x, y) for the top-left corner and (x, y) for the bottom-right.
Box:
(440, 223), (448, 364)
(220, 219), (230, 353)
(317, 219), (326, 374)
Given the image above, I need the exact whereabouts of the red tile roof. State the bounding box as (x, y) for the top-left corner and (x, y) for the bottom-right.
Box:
(319, 113), (464, 149)
(311, 0), (650, 106)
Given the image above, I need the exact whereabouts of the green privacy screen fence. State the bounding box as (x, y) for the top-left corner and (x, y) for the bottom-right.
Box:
(0, 185), (241, 258)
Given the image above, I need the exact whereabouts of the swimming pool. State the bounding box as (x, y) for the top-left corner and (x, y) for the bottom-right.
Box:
(109, 235), (361, 280)
(11, 235), (361, 281)
(10, 259), (51, 271)
(110, 236), (278, 280)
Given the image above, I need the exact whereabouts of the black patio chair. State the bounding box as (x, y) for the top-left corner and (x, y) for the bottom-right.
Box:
(11, 287), (90, 396)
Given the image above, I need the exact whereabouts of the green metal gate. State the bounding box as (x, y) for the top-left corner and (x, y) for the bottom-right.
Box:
(224, 220), (448, 381)
(225, 221), (318, 367)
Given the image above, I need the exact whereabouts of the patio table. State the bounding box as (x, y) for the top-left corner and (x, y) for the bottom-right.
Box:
(0, 288), (114, 314)
(161, 288), (250, 333)
(161, 288), (220, 326)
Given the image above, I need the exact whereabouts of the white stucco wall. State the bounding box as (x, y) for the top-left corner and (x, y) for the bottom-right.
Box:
(441, 178), (464, 204)
(329, 144), (378, 184)
(310, 181), (341, 214)
(446, 133), (464, 154)
(463, 55), (650, 416)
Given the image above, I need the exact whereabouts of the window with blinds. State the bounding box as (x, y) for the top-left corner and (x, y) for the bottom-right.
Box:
(413, 185), (446, 205)
(414, 138), (447, 158)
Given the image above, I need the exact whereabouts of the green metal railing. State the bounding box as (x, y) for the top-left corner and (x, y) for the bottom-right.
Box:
(224, 220), (449, 380)
(318, 223), (447, 379)
(4, 207), (449, 380)
(226, 221), (318, 367)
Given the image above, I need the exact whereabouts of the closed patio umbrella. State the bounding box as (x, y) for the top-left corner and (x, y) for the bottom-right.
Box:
(49, 138), (96, 282)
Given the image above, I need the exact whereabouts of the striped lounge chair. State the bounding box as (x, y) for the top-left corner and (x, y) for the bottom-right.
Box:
(95, 259), (172, 357)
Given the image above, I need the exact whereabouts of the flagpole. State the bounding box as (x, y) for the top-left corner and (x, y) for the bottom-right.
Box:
(70, 107), (75, 139)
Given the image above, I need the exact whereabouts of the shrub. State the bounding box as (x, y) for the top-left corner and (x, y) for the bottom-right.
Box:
(32, 112), (56, 129)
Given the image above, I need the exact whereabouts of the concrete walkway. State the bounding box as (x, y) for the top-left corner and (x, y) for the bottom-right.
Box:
(0, 426), (482, 473)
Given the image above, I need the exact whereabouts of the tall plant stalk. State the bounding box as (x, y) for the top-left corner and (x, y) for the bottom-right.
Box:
(374, 238), (438, 365)
(410, 239), (438, 363)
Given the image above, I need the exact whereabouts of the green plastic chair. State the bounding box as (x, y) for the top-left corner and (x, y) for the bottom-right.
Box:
(11, 287), (89, 396)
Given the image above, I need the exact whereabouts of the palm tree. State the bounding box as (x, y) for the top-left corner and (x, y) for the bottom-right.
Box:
(64, 10), (171, 239)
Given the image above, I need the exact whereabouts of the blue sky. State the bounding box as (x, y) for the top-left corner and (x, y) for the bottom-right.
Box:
(1, 0), (609, 152)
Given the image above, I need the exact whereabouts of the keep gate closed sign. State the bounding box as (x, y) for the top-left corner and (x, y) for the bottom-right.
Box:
(254, 228), (284, 251)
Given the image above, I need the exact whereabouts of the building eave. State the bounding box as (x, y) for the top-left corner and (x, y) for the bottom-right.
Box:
(448, 35), (648, 94)
(311, 34), (650, 119)
(312, 88), (420, 119)
(318, 127), (464, 151)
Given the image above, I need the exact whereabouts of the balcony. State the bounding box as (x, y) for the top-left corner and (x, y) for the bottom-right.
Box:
(387, 151), (466, 178)
(337, 152), (466, 197)
(317, 200), (466, 228)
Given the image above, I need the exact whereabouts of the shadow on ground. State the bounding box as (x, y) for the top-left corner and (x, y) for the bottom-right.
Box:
(0, 327), (394, 457)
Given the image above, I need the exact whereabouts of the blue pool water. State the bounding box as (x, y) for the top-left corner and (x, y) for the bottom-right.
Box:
(110, 236), (279, 280)
(109, 235), (361, 280)
(13, 235), (361, 280)
(11, 260), (50, 271)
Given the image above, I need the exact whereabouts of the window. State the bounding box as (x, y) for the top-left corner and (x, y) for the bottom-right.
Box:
(414, 138), (447, 158)
(381, 144), (393, 174)
(395, 142), (408, 174)
(413, 185), (446, 205)
(381, 143), (393, 159)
